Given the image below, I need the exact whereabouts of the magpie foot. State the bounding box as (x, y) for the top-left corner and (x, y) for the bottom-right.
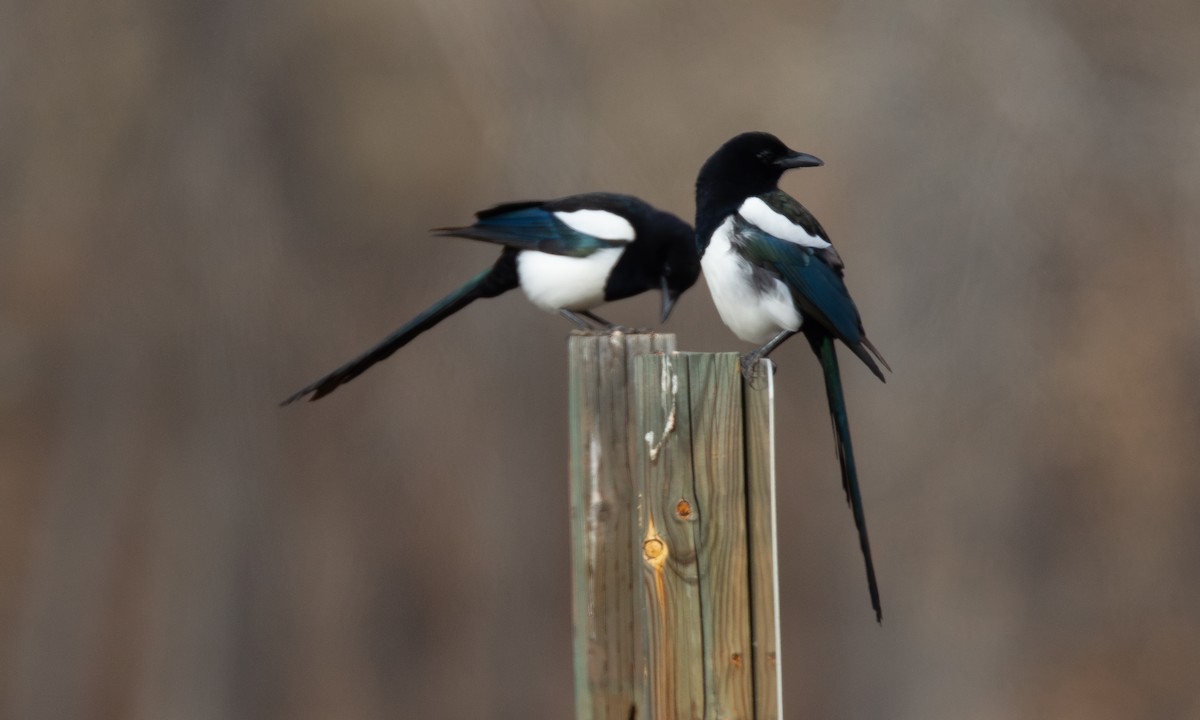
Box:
(570, 325), (652, 336)
(606, 324), (653, 335)
(740, 352), (777, 384)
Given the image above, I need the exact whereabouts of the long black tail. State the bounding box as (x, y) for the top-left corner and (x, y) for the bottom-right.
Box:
(806, 329), (882, 622)
(282, 252), (518, 404)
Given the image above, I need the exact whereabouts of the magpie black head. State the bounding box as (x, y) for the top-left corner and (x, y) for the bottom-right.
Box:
(695, 132), (823, 242)
(572, 194), (698, 322)
(699, 131), (824, 187)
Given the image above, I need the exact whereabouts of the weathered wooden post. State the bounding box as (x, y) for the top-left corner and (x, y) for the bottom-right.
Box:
(635, 352), (781, 720)
(570, 335), (781, 720)
(569, 332), (676, 720)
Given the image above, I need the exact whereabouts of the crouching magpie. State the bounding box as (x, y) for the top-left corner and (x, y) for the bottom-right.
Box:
(282, 193), (699, 404)
(695, 132), (890, 622)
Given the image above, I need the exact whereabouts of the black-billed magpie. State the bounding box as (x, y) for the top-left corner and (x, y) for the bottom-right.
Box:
(282, 192), (700, 404)
(695, 132), (890, 622)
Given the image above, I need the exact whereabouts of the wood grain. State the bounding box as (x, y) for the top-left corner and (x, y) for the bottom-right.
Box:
(632, 352), (778, 720)
(743, 361), (782, 720)
(569, 332), (676, 720)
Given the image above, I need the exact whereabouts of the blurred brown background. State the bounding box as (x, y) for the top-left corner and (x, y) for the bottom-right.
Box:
(3, 0), (1199, 718)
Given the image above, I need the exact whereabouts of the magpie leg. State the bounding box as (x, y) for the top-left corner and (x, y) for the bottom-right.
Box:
(580, 310), (613, 327)
(560, 309), (600, 331)
(580, 310), (650, 335)
(741, 329), (796, 380)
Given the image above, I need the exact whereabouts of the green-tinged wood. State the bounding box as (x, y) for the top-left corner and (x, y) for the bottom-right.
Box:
(635, 352), (705, 719)
(634, 352), (778, 720)
(569, 332), (676, 720)
(685, 354), (754, 720)
(743, 362), (782, 720)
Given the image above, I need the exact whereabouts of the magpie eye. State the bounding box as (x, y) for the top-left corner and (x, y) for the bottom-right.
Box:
(756, 149), (773, 162)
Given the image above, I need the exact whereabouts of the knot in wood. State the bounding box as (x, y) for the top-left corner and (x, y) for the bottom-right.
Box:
(675, 499), (692, 519)
(643, 537), (666, 560)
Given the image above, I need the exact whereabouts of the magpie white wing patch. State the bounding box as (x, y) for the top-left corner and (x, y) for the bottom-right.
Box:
(701, 217), (802, 343)
(553, 209), (636, 242)
(517, 248), (624, 312)
(737, 196), (830, 249)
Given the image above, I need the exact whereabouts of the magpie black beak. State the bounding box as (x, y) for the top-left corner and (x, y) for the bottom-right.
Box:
(774, 150), (824, 169)
(661, 276), (680, 323)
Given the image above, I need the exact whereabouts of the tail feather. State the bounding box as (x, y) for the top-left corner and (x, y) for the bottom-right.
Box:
(845, 334), (890, 382)
(281, 258), (516, 405)
(811, 331), (882, 622)
(861, 336), (891, 374)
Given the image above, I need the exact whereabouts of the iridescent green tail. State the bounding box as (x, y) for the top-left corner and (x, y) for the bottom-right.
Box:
(282, 252), (518, 404)
(816, 333), (882, 622)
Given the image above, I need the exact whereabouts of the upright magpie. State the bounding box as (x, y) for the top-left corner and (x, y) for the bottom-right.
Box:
(282, 192), (700, 404)
(695, 132), (890, 621)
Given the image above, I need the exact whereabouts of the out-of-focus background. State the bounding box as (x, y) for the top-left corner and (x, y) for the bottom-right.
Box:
(4, 0), (1199, 718)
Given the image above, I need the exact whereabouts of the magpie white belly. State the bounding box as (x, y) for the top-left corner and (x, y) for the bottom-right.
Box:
(701, 218), (802, 344)
(517, 248), (623, 312)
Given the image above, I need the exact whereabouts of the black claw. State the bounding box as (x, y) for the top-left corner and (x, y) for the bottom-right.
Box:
(608, 324), (653, 335)
(740, 354), (757, 380)
(740, 352), (762, 380)
(740, 353), (777, 384)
